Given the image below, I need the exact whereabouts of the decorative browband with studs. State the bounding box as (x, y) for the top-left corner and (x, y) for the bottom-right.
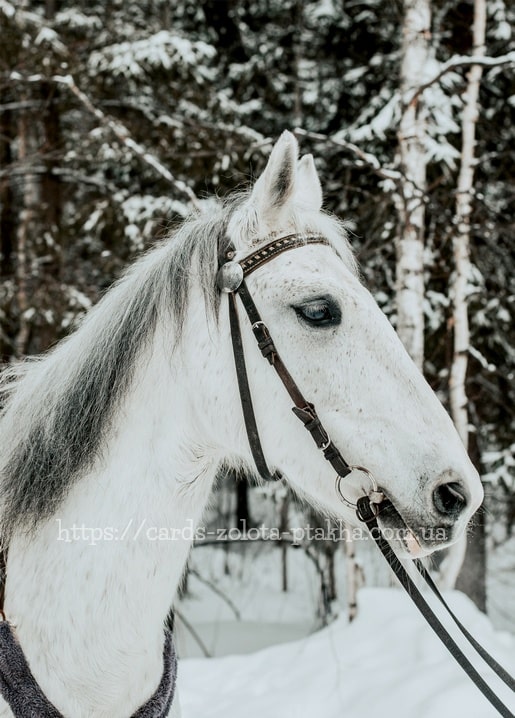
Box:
(239, 233), (329, 277)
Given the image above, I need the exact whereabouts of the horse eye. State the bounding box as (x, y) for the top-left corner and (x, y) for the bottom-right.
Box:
(294, 298), (341, 327)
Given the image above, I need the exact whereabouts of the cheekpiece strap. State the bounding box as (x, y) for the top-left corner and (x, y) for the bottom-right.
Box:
(221, 233), (351, 483)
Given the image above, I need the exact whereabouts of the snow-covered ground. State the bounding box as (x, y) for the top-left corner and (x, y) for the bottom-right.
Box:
(178, 588), (515, 718)
(176, 546), (515, 718)
(488, 536), (515, 634)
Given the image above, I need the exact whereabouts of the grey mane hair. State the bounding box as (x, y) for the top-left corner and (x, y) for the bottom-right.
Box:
(0, 192), (357, 544)
(0, 198), (236, 544)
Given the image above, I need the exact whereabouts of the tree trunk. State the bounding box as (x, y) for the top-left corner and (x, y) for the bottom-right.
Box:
(394, 0), (432, 371)
(15, 108), (39, 358)
(449, 0), (486, 445)
(279, 493), (290, 592)
(324, 541), (337, 603)
(0, 109), (15, 280)
(446, 0), (487, 600)
(456, 421), (486, 610)
(344, 532), (362, 622)
(235, 471), (251, 528)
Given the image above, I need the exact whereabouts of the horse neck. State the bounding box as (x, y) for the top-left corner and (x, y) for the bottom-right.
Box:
(4, 322), (222, 717)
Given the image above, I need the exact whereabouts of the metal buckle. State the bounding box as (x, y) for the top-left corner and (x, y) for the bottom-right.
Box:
(335, 465), (384, 511)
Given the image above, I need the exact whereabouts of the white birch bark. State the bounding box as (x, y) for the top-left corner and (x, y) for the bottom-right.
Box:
(438, 0), (486, 590)
(344, 534), (362, 622)
(394, 0), (432, 370)
(449, 0), (486, 446)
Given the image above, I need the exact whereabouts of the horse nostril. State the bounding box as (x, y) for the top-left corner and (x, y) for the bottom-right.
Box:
(433, 481), (467, 518)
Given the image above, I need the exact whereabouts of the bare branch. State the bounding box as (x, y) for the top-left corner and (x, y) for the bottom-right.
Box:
(294, 127), (402, 183)
(409, 51), (515, 104)
(188, 568), (241, 620)
(173, 608), (212, 658)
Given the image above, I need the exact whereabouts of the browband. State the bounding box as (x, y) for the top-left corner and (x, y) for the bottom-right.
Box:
(239, 233), (329, 277)
(217, 233), (330, 294)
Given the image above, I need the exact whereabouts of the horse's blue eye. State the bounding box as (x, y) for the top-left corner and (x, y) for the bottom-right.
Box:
(295, 299), (341, 327)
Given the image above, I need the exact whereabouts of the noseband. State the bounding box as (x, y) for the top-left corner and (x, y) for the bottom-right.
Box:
(217, 232), (515, 718)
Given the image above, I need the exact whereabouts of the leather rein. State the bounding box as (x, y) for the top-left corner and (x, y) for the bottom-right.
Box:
(218, 232), (515, 718)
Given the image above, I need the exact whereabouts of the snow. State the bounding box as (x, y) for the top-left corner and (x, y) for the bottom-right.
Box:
(348, 93), (400, 142)
(176, 541), (515, 718)
(178, 587), (515, 718)
(88, 32), (216, 80)
(489, 538), (515, 632)
(55, 9), (102, 30)
(483, 445), (515, 487)
(120, 194), (189, 249)
(0, 1), (15, 19)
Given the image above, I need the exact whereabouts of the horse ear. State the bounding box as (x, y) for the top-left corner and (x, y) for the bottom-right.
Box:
(294, 154), (323, 212)
(249, 131), (298, 221)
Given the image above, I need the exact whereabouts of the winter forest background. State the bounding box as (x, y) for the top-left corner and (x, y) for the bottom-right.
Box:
(0, 0), (514, 654)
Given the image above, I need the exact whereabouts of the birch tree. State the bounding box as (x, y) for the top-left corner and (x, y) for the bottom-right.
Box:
(439, 0), (488, 598)
(394, 0), (432, 371)
(14, 106), (39, 357)
(450, 0), (486, 447)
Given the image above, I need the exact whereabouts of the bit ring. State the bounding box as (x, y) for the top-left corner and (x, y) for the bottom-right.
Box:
(335, 465), (384, 509)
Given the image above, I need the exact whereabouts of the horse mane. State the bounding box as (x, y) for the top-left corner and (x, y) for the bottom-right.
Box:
(0, 200), (235, 544)
(0, 192), (356, 544)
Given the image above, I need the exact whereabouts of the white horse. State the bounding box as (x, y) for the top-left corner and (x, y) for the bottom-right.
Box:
(0, 132), (482, 717)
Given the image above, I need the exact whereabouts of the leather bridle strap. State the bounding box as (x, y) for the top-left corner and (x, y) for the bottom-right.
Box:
(220, 234), (351, 482)
(237, 279), (352, 478)
(415, 560), (515, 690)
(356, 496), (515, 718)
(228, 291), (280, 482)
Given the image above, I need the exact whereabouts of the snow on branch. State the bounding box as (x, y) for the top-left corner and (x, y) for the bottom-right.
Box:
(409, 51), (515, 105)
(294, 127), (401, 184)
(10, 71), (201, 212)
(0, 0), (68, 55)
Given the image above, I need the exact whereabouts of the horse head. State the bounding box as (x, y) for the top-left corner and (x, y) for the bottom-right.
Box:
(194, 131), (483, 559)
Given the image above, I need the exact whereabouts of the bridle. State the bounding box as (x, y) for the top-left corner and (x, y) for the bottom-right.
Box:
(218, 232), (382, 505)
(218, 232), (515, 718)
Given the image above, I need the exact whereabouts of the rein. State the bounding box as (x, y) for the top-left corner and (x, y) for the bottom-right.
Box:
(218, 232), (515, 718)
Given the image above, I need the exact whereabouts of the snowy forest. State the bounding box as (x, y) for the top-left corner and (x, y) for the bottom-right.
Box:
(0, 1), (514, 714)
